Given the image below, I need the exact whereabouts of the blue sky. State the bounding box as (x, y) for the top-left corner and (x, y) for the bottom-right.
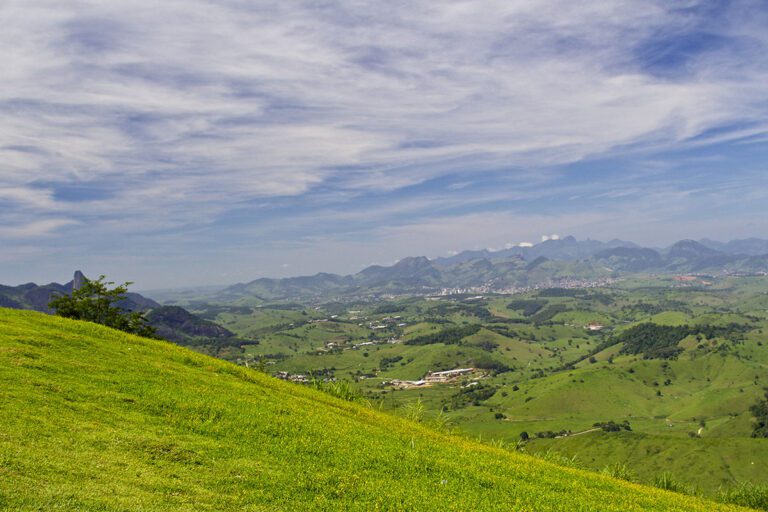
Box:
(1, 0), (767, 288)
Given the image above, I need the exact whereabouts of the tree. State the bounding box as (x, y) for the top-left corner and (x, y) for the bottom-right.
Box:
(48, 275), (155, 338)
(750, 390), (768, 438)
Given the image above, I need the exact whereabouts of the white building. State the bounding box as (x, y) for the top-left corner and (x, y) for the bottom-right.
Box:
(424, 368), (475, 383)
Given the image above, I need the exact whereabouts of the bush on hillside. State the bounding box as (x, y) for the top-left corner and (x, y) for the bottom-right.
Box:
(445, 383), (497, 410)
(602, 463), (635, 482)
(652, 472), (687, 493)
(593, 420), (632, 432)
(48, 275), (155, 338)
(750, 390), (768, 438)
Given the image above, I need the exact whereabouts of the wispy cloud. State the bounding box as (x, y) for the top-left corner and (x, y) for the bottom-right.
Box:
(0, 218), (79, 239)
(1, 1), (767, 286)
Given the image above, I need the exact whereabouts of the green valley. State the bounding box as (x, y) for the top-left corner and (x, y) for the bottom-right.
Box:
(181, 274), (768, 497)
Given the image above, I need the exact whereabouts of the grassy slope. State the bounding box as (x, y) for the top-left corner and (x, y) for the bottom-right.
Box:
(0, 309), (751, 512)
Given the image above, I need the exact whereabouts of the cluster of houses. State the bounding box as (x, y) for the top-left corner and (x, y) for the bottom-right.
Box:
(386, 367), (477, 389)
(353, 337), (402, 349)
(434, 277), (617, 297)
(276, 366), (480, 390)
(322, 336), (403, 353)
(274, 371), (309, 384)
(425, 368), (476, 382)
(367, 315), (408, 330)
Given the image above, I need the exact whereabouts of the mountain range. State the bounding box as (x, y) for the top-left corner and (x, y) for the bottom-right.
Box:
(5, 237), (768, 307)
(198, 237), (768, 302)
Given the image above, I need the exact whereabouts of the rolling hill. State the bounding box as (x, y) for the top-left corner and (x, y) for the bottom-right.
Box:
(0, 308), (751, 511)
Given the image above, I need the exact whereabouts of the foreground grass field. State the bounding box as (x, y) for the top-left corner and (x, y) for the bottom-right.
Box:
(0, 309), (753, 511)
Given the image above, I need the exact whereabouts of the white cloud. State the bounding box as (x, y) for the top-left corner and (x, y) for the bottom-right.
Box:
(0, 219), (79, 238)
(1, 1), (767, 285)
(0, 187), (56, 210)
(1, 0), (766, 224)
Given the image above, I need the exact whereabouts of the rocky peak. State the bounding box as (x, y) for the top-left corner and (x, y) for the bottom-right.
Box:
(73, 270), (87, 291)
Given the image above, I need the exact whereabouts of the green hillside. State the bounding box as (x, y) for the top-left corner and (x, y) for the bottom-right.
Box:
(0, 309), (752, 511)
(194, 279), (768, 495)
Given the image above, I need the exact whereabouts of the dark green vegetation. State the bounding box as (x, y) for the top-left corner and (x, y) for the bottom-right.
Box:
(49, 275), (156, 337)
(1, 308), (748, 511)
(404, 324), (481, 346)
(594, 420), (633, 432)
(507, 299), (546, 316)
(751, 391), (768, 438)
(185, 275), (768, 497)
(618, 322), (749, 359)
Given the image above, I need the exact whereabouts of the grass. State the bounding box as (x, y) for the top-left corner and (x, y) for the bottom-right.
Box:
(0, 308), (752, 511)
(719, 484), (768, 510)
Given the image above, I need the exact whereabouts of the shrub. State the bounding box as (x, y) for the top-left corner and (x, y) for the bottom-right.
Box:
(401, 399), (425, 422)
(593, 420), (631, 432)
(602, 463), (634, 482)
(652, 472), (686, 493)
(48, 275), (155, 338)
(311, 379), (359, 402)
(750, 390), (768, 438)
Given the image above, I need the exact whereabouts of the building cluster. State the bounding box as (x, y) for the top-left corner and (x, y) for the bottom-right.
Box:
(386, 367), (478, 389)
(274, 371), (309, 384)
(367, 315), (408, 330)
(424, 368), (475, 383)
(435, 277), (617, 297)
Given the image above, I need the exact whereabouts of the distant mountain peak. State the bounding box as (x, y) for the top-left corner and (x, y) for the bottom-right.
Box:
(73, 270), (86, 290)
(394, 256), (432, 269)
(667, 240), (721, 258)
